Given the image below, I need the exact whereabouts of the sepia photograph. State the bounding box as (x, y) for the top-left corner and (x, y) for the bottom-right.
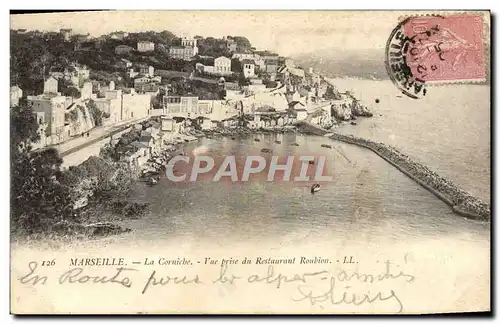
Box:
(9, 10), (491, 314)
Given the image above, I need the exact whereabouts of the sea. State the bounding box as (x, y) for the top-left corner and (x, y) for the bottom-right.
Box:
(12, 79), (491, 313)
(109, 79), (491, 247)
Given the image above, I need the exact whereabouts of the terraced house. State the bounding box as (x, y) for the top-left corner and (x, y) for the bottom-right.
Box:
(27, 78), (69, 144)
(163, 95), (199, 115)
(168, 37), (199, 61)
(137, 40), (155, 52)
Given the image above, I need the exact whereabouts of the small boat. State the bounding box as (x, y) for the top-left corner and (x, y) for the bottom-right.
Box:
(142, 170), (160, 178)
(321, 144), (332, 149)
(310, 184), (321, 194)
(350, 121), (357, 125)
(147, 177), (158, 186)
(290, 143), (299, 147)
(254, 138), (261, 142)
(275, 140), (281, 144)
(396, 95), (402, 98)
(261, 148), (272, 153)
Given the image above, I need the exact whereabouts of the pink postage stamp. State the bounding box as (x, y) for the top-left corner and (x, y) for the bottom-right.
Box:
(404, 14), (486, 82)
(385, 13), (487, 99)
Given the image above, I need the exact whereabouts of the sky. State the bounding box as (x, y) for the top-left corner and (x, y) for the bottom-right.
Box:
(10, 10), (413, 57)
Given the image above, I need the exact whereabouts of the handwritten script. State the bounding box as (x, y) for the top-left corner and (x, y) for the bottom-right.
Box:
(18, 260), (415, 313)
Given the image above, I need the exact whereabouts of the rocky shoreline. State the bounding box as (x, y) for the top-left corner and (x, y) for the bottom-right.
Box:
(12, 119), (197, 242)
(16, 87), (376, 242)
(203, 125), (298, 138)
(111, 120), (491, 224)
(39, 122), (304, 241)
(19, 111), (488, 243)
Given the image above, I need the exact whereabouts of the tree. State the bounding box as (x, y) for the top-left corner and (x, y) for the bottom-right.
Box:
(151, 94), (162, 109)
(61, 86), (81, 98)
(155, 43), (169, 56)
(197, 37), (230, 58)
(232, 36), (251, 50)
(159, 30), (176, 45)
(231, 59), (242, 73)
(182, 62), (194, 73)
(11, 103), (75, 234)
(238, 74), (250, 87)
(169, 78), (190, 95)
(10, 32), (52, 94)
(10, 102), (40, 155)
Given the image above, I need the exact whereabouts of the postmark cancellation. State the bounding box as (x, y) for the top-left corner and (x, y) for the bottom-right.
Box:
(385, 11), (489, 98)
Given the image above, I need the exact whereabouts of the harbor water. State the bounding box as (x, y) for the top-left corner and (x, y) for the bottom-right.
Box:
(12, 80), (491, 313)
(109, 80), (490, 248)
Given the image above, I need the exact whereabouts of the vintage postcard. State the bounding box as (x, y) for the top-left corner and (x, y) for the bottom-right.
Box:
(10, 10), (491, 314)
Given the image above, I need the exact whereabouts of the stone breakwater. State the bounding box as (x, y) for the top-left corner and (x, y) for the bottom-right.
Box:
(329, 133), (491, 220)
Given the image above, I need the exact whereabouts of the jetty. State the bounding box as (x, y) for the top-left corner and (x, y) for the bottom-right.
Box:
(330, 133), (490, 220)
(297, 121), (490, 220)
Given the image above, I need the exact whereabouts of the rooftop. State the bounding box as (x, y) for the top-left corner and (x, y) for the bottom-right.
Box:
(241, 59), (256, 65)
(277, 66), (288, 73)
(130, 141), (149, 149)
(255, 105), (275, 112)
(139, 135), (153, 142)
(254, 51), (278, 56)
(289, 101), (305, 109)
(29, 92), (64, 100)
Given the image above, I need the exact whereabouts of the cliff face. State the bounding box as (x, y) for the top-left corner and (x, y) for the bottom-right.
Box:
(331, 104), (353, 121)
(330, 96), (372, 122)
(66, 104), (96, 136)
(352, 100), (373, 117)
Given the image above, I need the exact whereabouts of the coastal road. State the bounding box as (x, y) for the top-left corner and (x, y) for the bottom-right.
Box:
(51, 116), (150, 158)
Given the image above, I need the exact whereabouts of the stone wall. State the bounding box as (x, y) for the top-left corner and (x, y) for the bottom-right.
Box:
(329, 133), (490, 220)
